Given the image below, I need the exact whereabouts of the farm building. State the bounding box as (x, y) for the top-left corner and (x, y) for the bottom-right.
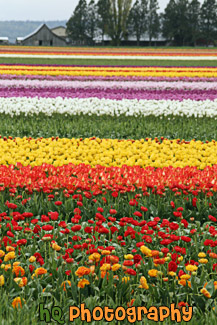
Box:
(51, 26), (70, 44)
(0, 37), (9, 45)
(16, 24), (67, 46)
(94, 34), (167, 46)
(51, 26), (67, 38)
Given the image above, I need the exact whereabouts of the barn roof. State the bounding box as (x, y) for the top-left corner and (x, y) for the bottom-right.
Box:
(51, 26), (66, 30)
(17, 24), (45, 41)
(17, 24), (66, 43)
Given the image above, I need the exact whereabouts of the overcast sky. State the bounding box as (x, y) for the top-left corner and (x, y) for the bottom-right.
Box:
(1, 0), (169, 20)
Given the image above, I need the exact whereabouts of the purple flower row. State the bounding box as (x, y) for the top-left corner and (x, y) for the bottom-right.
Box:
(2, 87), (217, 101)
(1, 79), (217, 90)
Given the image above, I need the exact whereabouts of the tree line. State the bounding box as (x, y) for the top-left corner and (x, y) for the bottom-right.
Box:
(66, 0), (217, 46)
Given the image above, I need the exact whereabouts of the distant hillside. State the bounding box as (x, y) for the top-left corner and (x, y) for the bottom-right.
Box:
(0, 21), (67, 43)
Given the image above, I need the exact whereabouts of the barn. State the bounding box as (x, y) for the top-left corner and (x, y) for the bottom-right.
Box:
(16, 24), (67, 46)
(0, 37), (9, 45)
(51, 26), (67, 38)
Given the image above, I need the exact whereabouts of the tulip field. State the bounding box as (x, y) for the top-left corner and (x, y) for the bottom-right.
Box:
(0, 47), (217, 324)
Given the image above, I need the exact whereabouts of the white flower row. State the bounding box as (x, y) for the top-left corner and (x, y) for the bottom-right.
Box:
(0, 96), (217, 118)
(0, 54), (217, 60)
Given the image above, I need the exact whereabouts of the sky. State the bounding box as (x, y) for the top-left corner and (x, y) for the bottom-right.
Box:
(1, 0), (169, 20)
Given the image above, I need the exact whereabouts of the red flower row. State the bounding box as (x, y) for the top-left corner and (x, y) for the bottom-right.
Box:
(1, 163), (217, 194)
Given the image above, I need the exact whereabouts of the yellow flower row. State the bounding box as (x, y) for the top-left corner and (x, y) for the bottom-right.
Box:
(0, 137), (216, 169)
(2, 66), (217, 71)
(0, 66), (217, 77)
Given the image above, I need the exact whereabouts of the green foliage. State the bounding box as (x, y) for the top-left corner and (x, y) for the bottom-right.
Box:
(163, 0), (190, 46)
(162, 0), (177, 43)
(97, 0), (111, 42)
(0, 187), (216, 323)
(162, 0), (217, 46)
(147, 0), (160, 44)
(0, 114), (217, 141)
(188, 0), (201, 46)
(66, 0), (88, 43)
(127, 0), (148, 45)
(0, 57), (216, 66)
(107, 0), (133, 45)
(86, 0), (98, 44)
(200, 0), (217, 45)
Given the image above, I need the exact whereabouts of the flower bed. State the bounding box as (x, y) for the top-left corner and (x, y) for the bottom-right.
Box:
(0, 47), (216, 323)
(0, 137), (217, 169)
(0, 163), (217, 322)
(1, 97), (217, 117)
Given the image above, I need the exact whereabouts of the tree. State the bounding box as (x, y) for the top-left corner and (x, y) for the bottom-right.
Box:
(162, 0), (177, 43)
(162, 0), (190, 46)
(86, 0), (98, 44)
(107, 0), (132, 46)
(66, 0), (88, 43)
(188, 0), (201, 46)
(127, 0), (148, 46)
(175, 0), (190, 46)
(200, 0), (217, 46)
(97, 0), (111, 43)
(147, 0), (160, 45)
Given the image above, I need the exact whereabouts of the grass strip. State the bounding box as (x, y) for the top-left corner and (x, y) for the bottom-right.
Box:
(1, 114), (217, 141)
(0, 57), (217, 66)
